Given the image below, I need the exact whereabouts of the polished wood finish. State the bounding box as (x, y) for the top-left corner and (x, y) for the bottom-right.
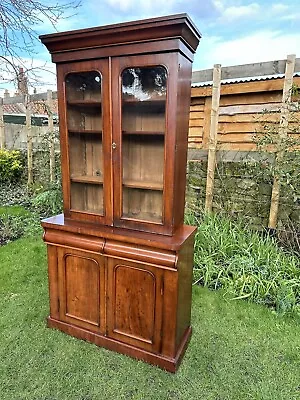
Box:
(40, 14), (200, 372)
(42, 214), (196, 252)
(42, 219), (196, 371)
(41, 15), (200, 235)
(39, 13), (201, 60)
(47, 318), (192, 373)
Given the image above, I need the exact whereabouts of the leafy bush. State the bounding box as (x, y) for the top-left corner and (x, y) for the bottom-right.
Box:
(252, 85), (300, 254)
(186, 212), (300, 316)
(0, 180), (62, 245)
(0, 149), (23, 183)
(0, 214), (24, 244)
(0, 182), (31, 207)
(0, 205), (41, 245)
(30, 182), (63, 218)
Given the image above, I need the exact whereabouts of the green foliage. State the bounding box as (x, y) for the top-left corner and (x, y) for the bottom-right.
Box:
(27, 123), (61, 185)
(0, 180), (62, 246)
(0, 237), (300, 399)
(0, 214), (24, 244)
(0, 205), (41, 245)
(187, 212), (300, 316)
(0, 149), (23, 183)
(0, 205), (30, 217)
(253, 130), (300, 204)
(253, 85), (300, 200)
(30, 181), (63, 218)
(252, 88), (300, 252)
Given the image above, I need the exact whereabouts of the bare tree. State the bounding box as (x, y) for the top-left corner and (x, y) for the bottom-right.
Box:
(0, 0), (81, 89)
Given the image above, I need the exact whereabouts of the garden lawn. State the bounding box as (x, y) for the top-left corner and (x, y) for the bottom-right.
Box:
(1, 237), (300, 400)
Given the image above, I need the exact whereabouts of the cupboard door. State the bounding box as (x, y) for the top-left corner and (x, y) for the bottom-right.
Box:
(57, 248), (106, 334)
(57, 60), (112, 225)
(107, 259), (164, 352)
(111, 54), (178, 235)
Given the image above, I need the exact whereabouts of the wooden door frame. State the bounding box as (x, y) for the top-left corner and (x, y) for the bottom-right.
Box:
(57, 59), (113, 226)
(111, 53), (178, 235)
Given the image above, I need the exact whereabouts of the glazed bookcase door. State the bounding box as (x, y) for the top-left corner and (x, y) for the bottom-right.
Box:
(111, 54), (178, 235)
(57, 60), (112, 225)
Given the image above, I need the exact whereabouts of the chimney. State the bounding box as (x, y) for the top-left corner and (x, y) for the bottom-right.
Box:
(4, 89), (10, 98)
(17, 67), (28, 95)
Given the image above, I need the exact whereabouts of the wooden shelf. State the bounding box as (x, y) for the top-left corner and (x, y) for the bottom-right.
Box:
(122, 99), (165, 107)
(70, 175), (103, 184)
(122, 211), (162, 223)
(123, 179), (163, 191)
(69, 129), (102, 135)
(122, 130), (164, 136)
(67, 100), (101, 107)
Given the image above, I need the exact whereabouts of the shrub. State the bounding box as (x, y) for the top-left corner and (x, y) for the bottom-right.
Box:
(0, 205), (42, 245)
(186, 212), (300, 316)
(0, 149), (23, 183)
(30, 182), (63, 218)
(253, 85), (300, 254)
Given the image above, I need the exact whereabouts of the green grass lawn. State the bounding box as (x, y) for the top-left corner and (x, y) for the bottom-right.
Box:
(1, 237), (300, 400)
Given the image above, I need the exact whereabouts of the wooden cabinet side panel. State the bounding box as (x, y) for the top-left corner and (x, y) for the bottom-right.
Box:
(56, 64), (71, 218)
(175, 234), (195, 349)
(160, 269), (178, 358)
(173, 54), (193, 229)
(47, 245), (59, 320)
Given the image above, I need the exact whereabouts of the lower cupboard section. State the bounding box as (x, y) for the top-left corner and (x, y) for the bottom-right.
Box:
(45, 232), (195, 372)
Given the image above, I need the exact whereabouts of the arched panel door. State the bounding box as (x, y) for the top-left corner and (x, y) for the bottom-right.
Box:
(107, 259), (164, 352)
(57, 247), (106, 334)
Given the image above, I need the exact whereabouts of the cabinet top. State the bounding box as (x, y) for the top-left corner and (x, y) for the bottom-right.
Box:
(39, 13), (201, 57)
(42, 214), (197, 252)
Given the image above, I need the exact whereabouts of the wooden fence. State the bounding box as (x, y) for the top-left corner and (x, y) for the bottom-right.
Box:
(189, 57), (300, 150)
(189, 55), (300, 230)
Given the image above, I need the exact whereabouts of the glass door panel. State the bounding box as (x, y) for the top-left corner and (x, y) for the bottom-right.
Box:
(121, 66), (167, 223)
(65, 71), (104, 214)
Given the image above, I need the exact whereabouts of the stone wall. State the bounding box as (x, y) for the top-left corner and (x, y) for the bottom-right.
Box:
(186, 150), (300, 231)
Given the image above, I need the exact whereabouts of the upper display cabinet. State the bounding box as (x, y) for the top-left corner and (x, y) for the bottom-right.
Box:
(40, 14), (201, 235)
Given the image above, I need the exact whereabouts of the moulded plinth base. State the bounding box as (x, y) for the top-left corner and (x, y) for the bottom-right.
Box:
(47, 316), (192, 373)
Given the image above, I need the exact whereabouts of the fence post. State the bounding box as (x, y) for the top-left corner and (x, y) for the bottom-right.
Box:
(268, 54), (296, 230)
(0, 98), (5, 149)
(26, 94), (33, 184)
(205, 64), (221, 213)
(47, 90), (55, 182)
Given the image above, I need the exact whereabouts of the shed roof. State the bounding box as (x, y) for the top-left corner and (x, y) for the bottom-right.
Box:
(192, 72), (300, 88)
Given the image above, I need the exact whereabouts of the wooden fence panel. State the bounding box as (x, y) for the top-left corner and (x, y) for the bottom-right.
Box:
(205, 64), (221, 212)
(189, 76), (300, 150)
(0, 98), (5, 149)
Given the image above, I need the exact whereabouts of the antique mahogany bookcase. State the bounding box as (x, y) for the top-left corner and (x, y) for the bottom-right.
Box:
(40, 14), (201, 372)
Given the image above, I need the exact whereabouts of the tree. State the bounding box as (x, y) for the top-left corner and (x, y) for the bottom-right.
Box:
(0, 0), (81, 89)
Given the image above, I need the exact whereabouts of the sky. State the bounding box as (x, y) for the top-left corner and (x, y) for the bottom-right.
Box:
(1, 0), (300, 94)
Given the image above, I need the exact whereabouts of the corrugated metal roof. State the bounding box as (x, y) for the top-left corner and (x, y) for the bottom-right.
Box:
(192, 72), (300, 87)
